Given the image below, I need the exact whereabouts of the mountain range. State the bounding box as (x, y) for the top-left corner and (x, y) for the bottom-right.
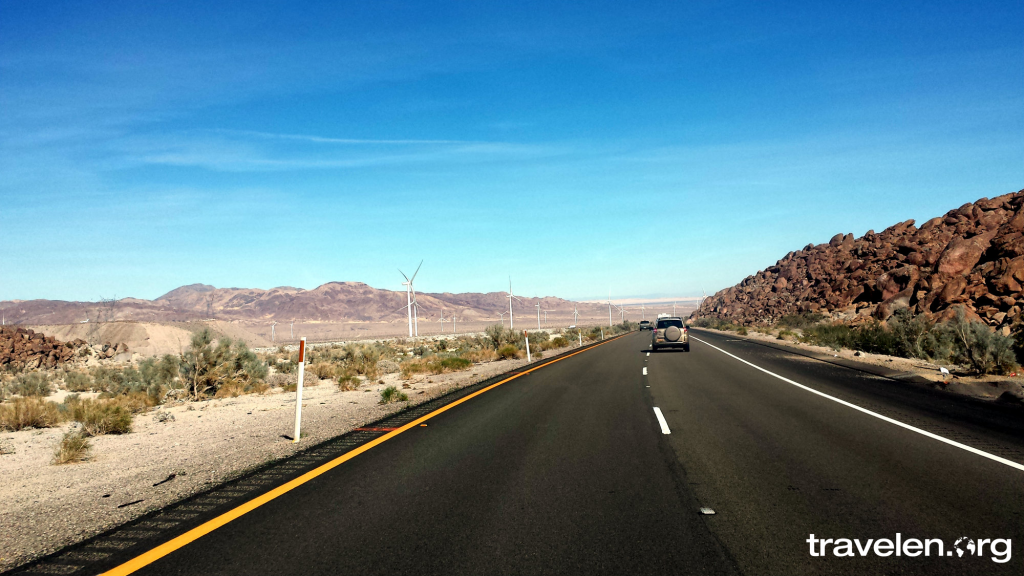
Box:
(0, 282), (614, 325)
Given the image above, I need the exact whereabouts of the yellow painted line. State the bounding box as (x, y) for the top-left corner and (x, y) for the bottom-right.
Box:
(100, 333), (631, 576)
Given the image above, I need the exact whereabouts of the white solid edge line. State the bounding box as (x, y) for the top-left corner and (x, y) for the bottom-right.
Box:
(690, 336), (1024, 472)
(653, 407), (671, 434)
(643, 367), (648, 375)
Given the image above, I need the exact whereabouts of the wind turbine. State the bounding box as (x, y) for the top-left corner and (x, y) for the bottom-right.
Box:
(536, 303), (541, 330)
(543, 309), (553, 325)
(504, 278), (522, 330)
(572, 304), (581, 327)
(399, 260), (423, 337)
(271, 322), (277, 342)
(699, 285), (708, 311)
(640, 302), (646, 320)
(498, 311), (508, 327)
(439, 307), (445, 333)
(615, 303), (625, 323)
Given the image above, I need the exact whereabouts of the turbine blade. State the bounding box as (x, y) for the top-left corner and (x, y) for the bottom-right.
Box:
(399, 269), (409, 281)
(411, 260), (423, 282)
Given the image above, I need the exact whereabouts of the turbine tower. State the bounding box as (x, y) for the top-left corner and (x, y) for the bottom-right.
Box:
(271, 322), (277, 342)
(536, 303), (541, 330)
(504, 278), (522, 330)
(399, 260), (423, 338)
(543, 309), (553, 325)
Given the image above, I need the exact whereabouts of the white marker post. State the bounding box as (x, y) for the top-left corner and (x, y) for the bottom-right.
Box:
(601, 328), (604, 340)
(578, 329), (583, 346)
(524, 331), (531, 362)
(292, 337), (306, 443)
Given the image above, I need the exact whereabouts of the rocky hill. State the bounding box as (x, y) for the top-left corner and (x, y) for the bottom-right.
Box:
(0, 327), (90, 369)
(694, 190), (1024, 334)
(0, 282), (610, 325)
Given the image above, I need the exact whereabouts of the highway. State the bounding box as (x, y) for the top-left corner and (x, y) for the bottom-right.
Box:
(34, 330), (1024, 575)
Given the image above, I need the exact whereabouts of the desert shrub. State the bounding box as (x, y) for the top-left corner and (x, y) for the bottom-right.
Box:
(273, 359), (298, 374)
(737, 327), (749, 336)
(949, 310), (1018, 375)
(884, 309), (955, 361)
(64, 371), (94, 392)
(303, 371), (321, 386)
(435, 357), (472, 372)
(309, 362), (335, 379)
(139, 355), (180, 388)
(777, 312), (826, 329)
(1012, 323), (1024, 366)
(64, 397), (132, 435)
(336, 372), (359, 391)
(777, 329), (796, 340)
(486, 325), (523, 349)
(497, 344), (519, 360)
(801, 324), (856, 350)
(376, 359), (400, 374)
(379, 386), (408, 404)
(400, 360), (429, 379)
(12, 372), (53, 397)
(551, 336), (569, 348)
(0, 397), (62, 431)
(268, 373), (294, 388)
(90, 362), (169, 407)
(691, 318), (742, 331)
(178, 330), (269, 399)
(52, 431), (91, 465)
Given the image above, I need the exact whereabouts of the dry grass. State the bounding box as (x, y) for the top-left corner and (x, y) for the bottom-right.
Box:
(52, 431), (91, 465)
(379, 386), (408, 404)
(0, 398), (63, 431)
(462, 349), (498, 363)
(63, 398), (133, 436)
(399, 357), (474, 379)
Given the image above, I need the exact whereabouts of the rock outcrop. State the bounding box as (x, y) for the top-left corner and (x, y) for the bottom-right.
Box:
(0, 327), (89, 369)
(694, 190), (1024, 333)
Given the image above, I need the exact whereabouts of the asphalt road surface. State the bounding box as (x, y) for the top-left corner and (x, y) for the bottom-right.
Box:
(108, 330), (1024, 575)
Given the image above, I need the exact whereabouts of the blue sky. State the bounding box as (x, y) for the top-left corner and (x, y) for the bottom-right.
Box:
(1, 0), (1021, 302)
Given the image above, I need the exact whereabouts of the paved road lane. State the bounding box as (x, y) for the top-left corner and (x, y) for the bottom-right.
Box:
(646, 329), (1024, 575)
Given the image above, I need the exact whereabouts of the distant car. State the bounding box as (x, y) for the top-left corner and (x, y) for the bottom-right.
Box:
(652, 316), (689, 352)
(639, 320), (652, 331)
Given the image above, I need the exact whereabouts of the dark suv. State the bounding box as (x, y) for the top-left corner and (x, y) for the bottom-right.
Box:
(652, 317), (689, 351)
(639, 320), (652, 331)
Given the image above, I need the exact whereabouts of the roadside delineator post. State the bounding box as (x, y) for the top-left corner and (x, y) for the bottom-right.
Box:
(578, 329), (583, 347)
(293, 337), (306, 443)
(524, 330), (531, 362)
(601, 328), (604, 340)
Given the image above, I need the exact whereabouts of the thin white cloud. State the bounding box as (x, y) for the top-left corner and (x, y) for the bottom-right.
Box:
(217, 129), (494, 146)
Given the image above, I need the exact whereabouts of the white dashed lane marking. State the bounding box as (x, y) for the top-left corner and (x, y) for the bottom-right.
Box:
(653, 407), (671, 434)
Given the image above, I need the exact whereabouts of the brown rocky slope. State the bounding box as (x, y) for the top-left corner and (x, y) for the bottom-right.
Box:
(694, 190), (1024, 334)
(0, 327), (90, 369)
